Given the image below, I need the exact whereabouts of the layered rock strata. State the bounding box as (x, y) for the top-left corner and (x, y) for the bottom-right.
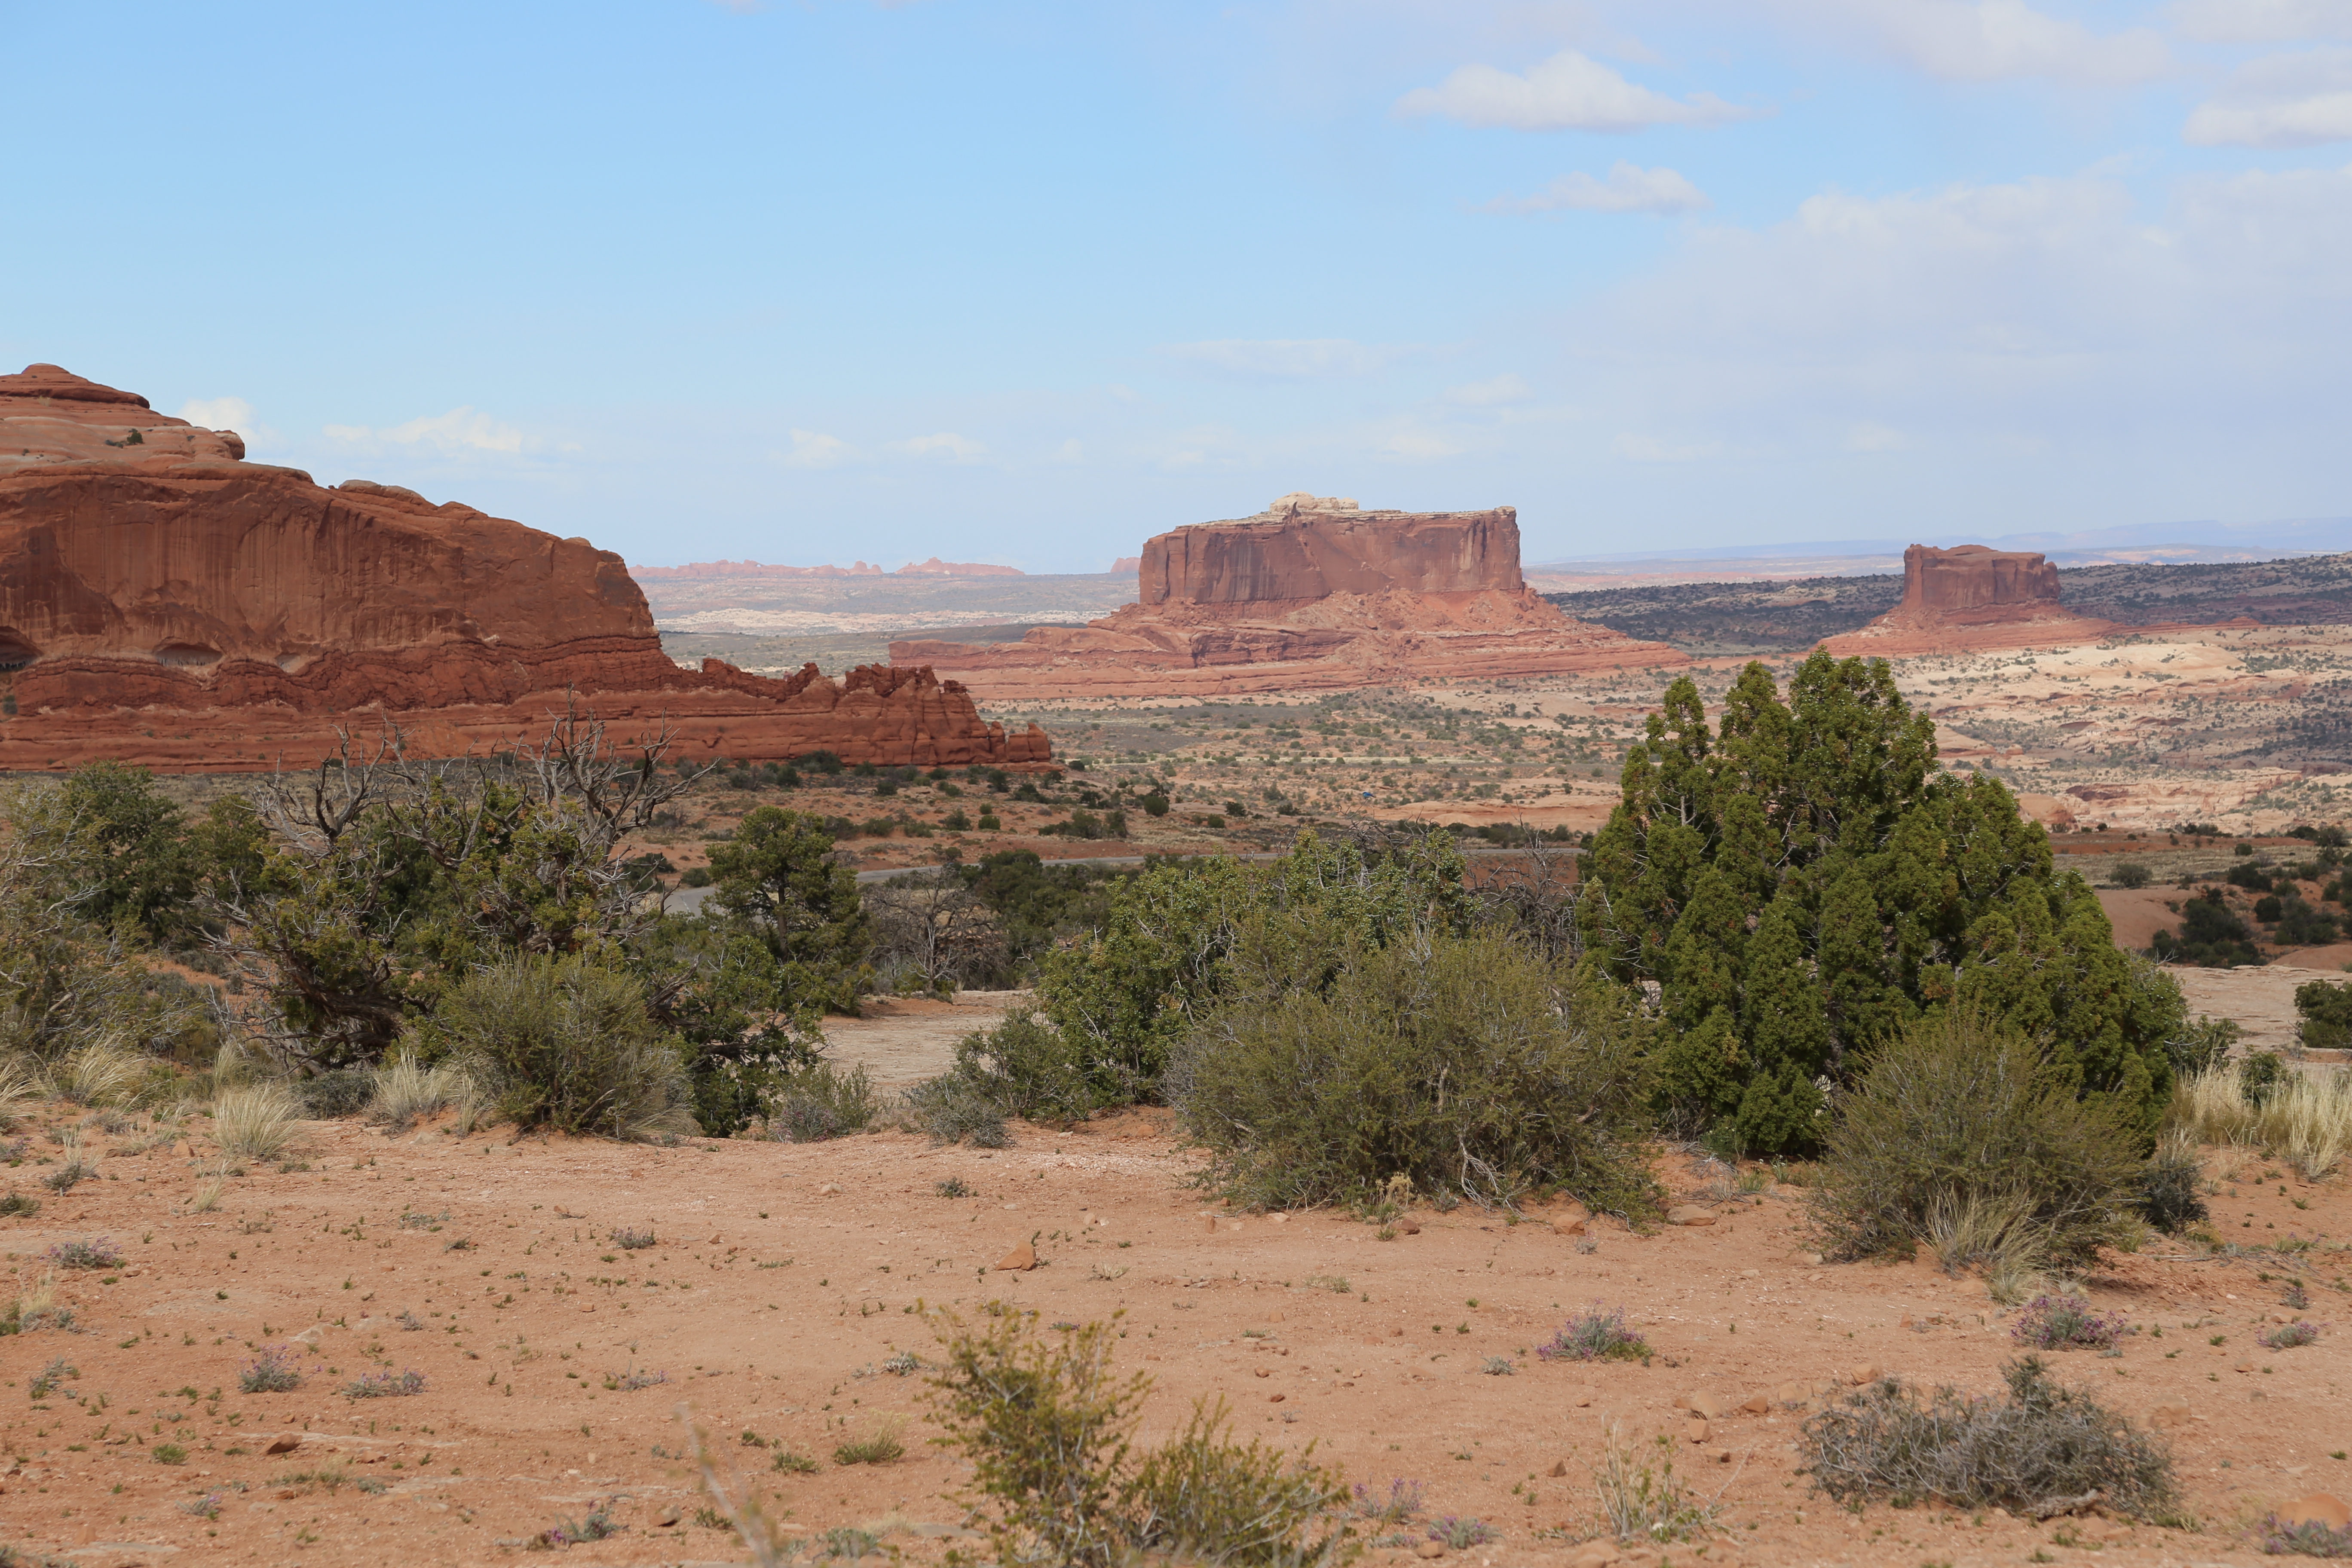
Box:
(893, 497), (1685, 698)
(1820, 543), (2114, 656)
(0, 365), (1049, 772)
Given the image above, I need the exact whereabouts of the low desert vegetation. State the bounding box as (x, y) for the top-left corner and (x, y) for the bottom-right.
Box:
(925, 1304), (1351, 1568)
(2173, 1061), (2352, 1179)
(1798, 1357), (2176, 1519)
(1808, 1008), (2141, 1276)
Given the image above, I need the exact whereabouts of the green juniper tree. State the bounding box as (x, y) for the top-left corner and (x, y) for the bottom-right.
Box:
(1580, 652), (2180, 1154)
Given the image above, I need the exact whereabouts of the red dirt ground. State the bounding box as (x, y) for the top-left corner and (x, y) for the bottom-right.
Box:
(3, 1104), (2346, 1568)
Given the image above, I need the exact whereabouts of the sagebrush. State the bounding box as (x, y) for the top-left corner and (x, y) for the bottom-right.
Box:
(1173, 931), (1657, 1216)
(1799, 1357), (2174, 1516)
(927, 1305), (1350, 1568)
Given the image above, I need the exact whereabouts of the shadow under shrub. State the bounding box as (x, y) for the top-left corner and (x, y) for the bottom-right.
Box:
(1170, 931), (1658, 1216)
(422, 953), (697, 1140)
(1808, 1009), (2140, 1268)
(1799, 1357), (2174, 1517)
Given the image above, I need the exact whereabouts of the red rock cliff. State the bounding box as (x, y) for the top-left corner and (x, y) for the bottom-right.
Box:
(894, 495), (1683, 699)
(0, 365), (1050, 772)
(1899, 543), (2063, 614)
(1821, 541), (2107, 656)
(1140, 502), (1524, 607)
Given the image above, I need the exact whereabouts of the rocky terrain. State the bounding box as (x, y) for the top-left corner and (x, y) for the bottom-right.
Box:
(0, 365), (1049, 772)
(895, 497), (1687, 700)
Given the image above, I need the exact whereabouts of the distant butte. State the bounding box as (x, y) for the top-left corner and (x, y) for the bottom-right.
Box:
(1820, 542), (2115, 655)
(0, 365), (1049, 772)
(893, 494), (1687, 698)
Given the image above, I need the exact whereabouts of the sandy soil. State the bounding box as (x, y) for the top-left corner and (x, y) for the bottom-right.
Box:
(823, 992), (1024, 1091)
(3, 1098), (2346, 1568)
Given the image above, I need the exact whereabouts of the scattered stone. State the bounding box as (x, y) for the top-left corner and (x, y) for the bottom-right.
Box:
(2151, 1402), (2190, 1428)
(817, 1183), (842, 1197)
(1775, 1382), (1806, 1406)
(1548, 1458), (1569, 1478)
(1395, 1217), (1421, 1235)
(1739, 1393), (1771, 1415)
(1568, 1544), (1621, 1568)
(1268, 1393), (1285, 1403)
(1848, 1364), (1882, 1386)
(1684, 1417), (1709, 1444)
(1551, 1214), (1588, 1237)
(1665, 1205), (1714, 1227)
(1413, 1538), (1448, 1559)
(657, 1505), (682, 1527)
(1686, 1391), (1731, 1421)
(993, 1241), (1038, 1272)
(263, 1433), (301, 1456)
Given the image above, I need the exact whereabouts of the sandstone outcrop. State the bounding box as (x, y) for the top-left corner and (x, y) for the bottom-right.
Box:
(0, 366), (1049, 772)
(893, 497), (1685, 699)
(1820, 543), (2114, 656)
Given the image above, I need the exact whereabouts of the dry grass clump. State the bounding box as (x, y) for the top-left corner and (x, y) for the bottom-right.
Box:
(210, 1083), (301, 1162)
(2173, 1065), (2352, 1180)
(2, 1269), (72, 1335)
(365, 1054), (478, 1133)
(47, 1041), (145, 1107)
(1799, 1357), (2174, 1518)
(1593, 1426), (1723, 1544)
(0, 1058), (35, 1129)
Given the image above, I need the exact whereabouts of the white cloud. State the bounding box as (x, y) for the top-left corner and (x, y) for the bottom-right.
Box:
(1566, 160), (2352, 474)
(1490, 161), (1710, 213)
(323, 407), (527, 456)
(1445, 374), (1537, 405)
(1768, 0), (2171, 83)
(894, 432), (988, 461)
(1847, 421), (1911, 451)
(2186, 48), (2352, 146)
(1395, 49), (1755, 132)
(2168, 0), (2352, 43)
(778, 428), (854, 469)
(176, 395), (255, 434)
(1158, 338), (1409, 380)
(1381, 429), (1466, 459)
(1614, 433), (1723, 462)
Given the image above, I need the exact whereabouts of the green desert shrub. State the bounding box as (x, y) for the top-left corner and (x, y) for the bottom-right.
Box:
(765, 1061), (877, 1143)
(898, 1069), (1012, 1148)
(2111, 861), (2151, 890)
(1579, 656), (2185, 1155)
(926, 1305), (1348, 1568)
(424, 954), (697, 1140)
(1171, 931), (1657, 1216)
(293, 1069), (376, 1120)
(2297, 979), (2352, 1051)
(1808, 1009), (2140, 1269)
(1798, 1357), (2175, 1518)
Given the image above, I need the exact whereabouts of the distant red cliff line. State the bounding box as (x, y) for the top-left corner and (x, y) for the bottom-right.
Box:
(631, 556), (1145, 580)
(631, 556), (1026, 580)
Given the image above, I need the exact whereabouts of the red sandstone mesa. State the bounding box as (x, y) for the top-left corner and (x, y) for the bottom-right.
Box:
(1820, 542), (2114, 657)
(892, 494), (1685, 699)
(0, 364), (1049, 772)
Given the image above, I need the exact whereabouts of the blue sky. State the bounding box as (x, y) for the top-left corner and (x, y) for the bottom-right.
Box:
(6, 0), (2349, 570)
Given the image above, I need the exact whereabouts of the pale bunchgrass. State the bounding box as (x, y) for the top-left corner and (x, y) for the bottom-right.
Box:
(48, 1041), (144, 1107)
(2173, 1065), (2352, 1180)
(211, 1084), (300, 1163)
(365, 1053), (478, 1134)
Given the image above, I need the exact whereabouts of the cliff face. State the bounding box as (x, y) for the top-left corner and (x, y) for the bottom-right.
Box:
(894, 496), (1684, 698)
(0, 365), (1049, 771)
(1821, 541), (2108, 656)
(1139, 504), (1523, 606)
(1899, 544), (2063, 614)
